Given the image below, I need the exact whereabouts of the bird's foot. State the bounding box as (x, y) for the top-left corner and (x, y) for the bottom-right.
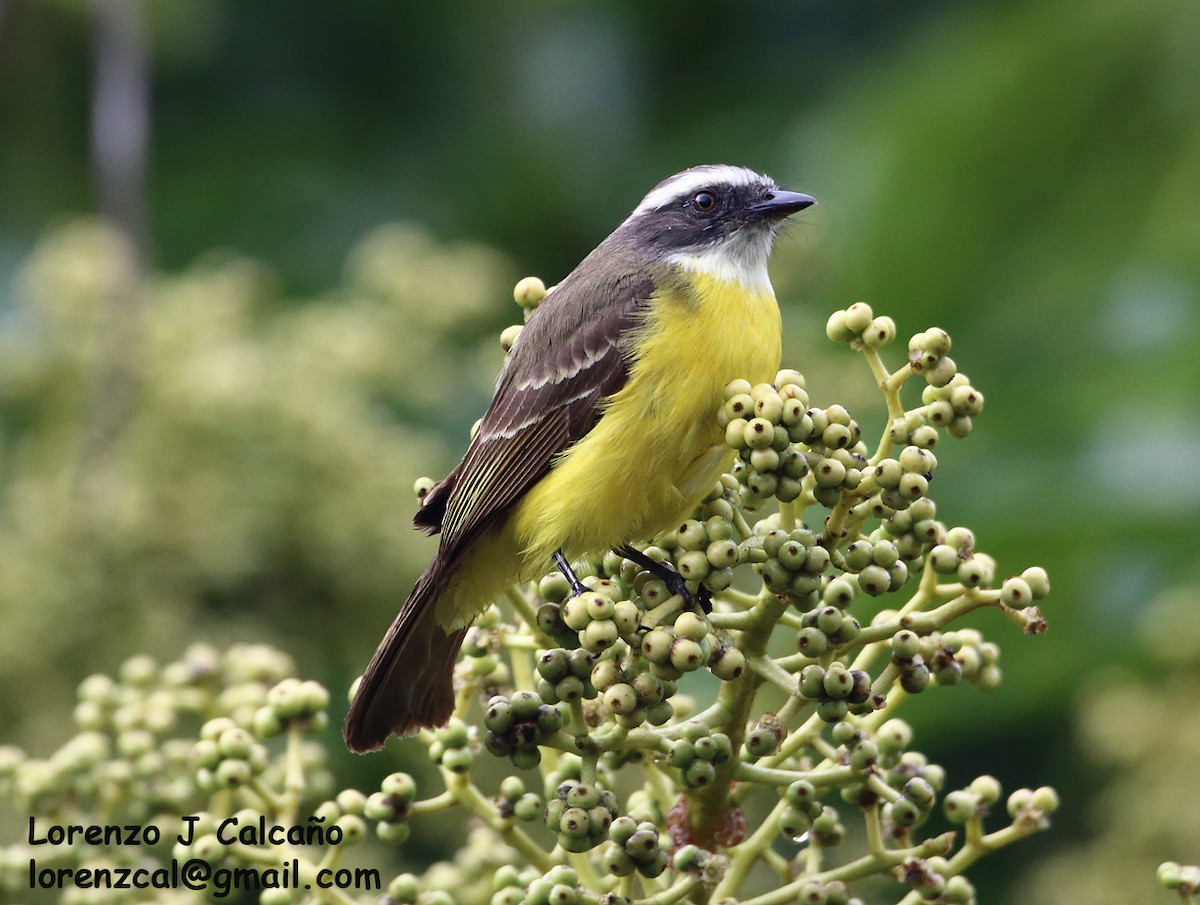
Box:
(614, 544), (712, 614)
(552, 550), (590, 597)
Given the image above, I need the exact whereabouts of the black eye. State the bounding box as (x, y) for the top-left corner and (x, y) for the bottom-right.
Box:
(690, 191), (717, 214)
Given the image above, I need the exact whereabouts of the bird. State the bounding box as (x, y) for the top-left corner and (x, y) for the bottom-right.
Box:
(343, 164), (815, 752)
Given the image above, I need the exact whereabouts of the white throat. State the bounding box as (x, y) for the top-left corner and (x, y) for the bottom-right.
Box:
(665, 229), (776, 293)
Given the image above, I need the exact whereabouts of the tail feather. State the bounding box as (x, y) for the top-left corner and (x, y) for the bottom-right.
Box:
(343, 565), (466, 753)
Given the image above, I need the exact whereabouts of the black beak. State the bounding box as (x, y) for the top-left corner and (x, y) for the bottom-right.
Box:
(747, 190), (817, 220)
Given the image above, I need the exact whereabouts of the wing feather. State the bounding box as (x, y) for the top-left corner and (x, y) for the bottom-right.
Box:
(418, 267), (654, 553)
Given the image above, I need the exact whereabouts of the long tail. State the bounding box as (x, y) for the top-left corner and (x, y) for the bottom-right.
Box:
(342, 565), (466, 753)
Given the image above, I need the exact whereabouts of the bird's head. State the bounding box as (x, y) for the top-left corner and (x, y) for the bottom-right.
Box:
(620, 164), (815, 288)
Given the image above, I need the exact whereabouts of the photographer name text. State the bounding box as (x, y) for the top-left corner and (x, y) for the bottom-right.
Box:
(28, 813), (346, 847)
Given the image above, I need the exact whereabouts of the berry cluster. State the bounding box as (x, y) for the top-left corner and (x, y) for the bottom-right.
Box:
(544, 780), (619, 852)
(650, 515), (744, 594)
(604, 815), (670, 878)
(534, 646), (599, 705)
(426, 718), (474, 774)
(482, 690), (563, 769)
(192, 718), (271, 791)
(495, 775), (542, 823)
(797, 662), (873, 723)
(719, 371), (812, 506)
(663, 721), (734, 789)
(365, 772), (418, 844)
(520, 865), (587, 905)
(757, 525), (831, 603)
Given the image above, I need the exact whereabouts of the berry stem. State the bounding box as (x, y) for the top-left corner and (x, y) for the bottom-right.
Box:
(505, 585), (543, 635)
(445, 771), (555, 872)
(407, 789), (456, 817)
(746, 653), (800, 694)
(713, 795), (792, 899)
(689, 592), (791, 844)
(742, 832), (956, 905)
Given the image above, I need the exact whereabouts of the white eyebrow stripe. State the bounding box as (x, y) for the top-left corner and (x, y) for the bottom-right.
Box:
(632, 165), (765, 216)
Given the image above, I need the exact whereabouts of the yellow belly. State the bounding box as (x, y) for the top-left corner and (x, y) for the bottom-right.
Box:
(512, 273), (781, 567)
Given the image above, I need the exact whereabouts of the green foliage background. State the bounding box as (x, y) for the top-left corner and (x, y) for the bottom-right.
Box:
(1, 0), (1198, 900)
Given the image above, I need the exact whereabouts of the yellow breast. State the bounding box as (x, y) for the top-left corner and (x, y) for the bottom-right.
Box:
(510, 271), (782, 567)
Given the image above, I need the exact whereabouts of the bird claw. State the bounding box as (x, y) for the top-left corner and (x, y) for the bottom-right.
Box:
(614, 545), (712, 614)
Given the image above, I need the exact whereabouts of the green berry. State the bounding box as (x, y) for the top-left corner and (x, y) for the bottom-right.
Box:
(898, 446), (935, 474)
(944, 526), (975, 554)
(684, 760), (715, 787)
(810, 807), (845, 846)
(822, 665), (854, 700)
(754, 391), (785, 424)
(334, 814), (367, 842)
(706, 538), (739, 568)
(904, 777), (936, 810)
(583, 619), (619, 652)
(559, 806), (590, 837)
(943, 790), (978, 824)
(604, 846), (637, 877)
(822, 578), (855, 607)
(1021, 566), (1051, 598)
(590, 659), (621, 692)
(743, 418), (776, 450)
(795, 627), (829, 657)
(376, 820), (411, 844)
(857, 564), (890, 596)
(1031, 785), (1059, 814)
(561, 596), (591, 632)
(908, 424), (938, 448)
(723, 378), (753, 400)
(877, 719), (913, 754)
(676, 550), (710, 582)
(602, 684), (638, 715)
(499, 324), (523, 352)
(900, 662), (931, 693)
(862, 315), (896, 347)
(950, 384), (984, 416)
(816, 699), (849, 722)
(781, 786), (816, 821)
(891, 797), (921, 827)
(709, 644), (745, 681)
(745, 727), (780, 757)
(585, 593), (616, 620)
(214, 759), (252, 787)
(669, 638), (708, 672)
(843, 302), (873, 333)
(969, 775), (1002, 805)
(514, 276), (547, 308)
(1000, 576), (1033, 608)
(725, 418), (750, 449)
(641, 630), (673, 664)
(775, 540), (806, 571)
(673, 611), (707, 641)
(538, 649), (571, 682)
(666, 739), (694, 768)
(928, 544), (960, 574)
(898, 472), (928, 501)
(892, 630), (921, 660)
(441, 747), (473, 773)
(798, 664), (826, 699)
(510, 691), (541, 721)
(826, 309), (855, 342)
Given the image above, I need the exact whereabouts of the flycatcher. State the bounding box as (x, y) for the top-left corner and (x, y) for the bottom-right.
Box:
(344, 164), (815, 752)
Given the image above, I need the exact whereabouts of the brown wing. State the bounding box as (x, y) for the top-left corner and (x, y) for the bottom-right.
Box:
(415, 266), (654, 553)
